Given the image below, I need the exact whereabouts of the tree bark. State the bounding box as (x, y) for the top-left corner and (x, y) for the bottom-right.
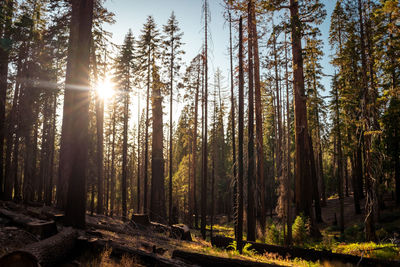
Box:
(251, 0), (265, 238)
(0, 228), (77, 267)
(246, 0), (256, 242)
(236, 16), (244, 253)
(150, 65), (166, 223)
(0, 0), (13, 199)
(290, 0), (314, 225)
(200, 0), (208, 240)
(63, 0), (94, 228)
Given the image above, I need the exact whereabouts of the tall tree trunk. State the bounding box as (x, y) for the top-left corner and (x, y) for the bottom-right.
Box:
(357, 0), (375, 241)
(57, 0), (82, 210)
(290, 0), (316, 232)
(144, 50), (150, 214)
(150, 65), (166, 223)
(236, 17), (244, 253)
(137, 98), (141, 212)
(63, 0), (94, 228)
(45, 92), (57, 205)
(228, 10), (237, 229)
(168, 37), (175, 226)
(0, 0), (13, 198)
(4, 56), (21, 201)
(284, 31), (292, 246)
(122, 87), (129, 220)
(246, 0), (256, 242)
(110, 100), (117, 216)
(189, 61), (200, 228)
(251, 0), (265, 237)
(92, 40), (104, 215)
(334, 82), (344, 233)
(200, 0), (208, 240)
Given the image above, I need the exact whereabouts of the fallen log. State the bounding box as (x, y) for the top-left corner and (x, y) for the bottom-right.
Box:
(211, 235), (400, 267)
(0, 227), (78, 267)
(172, 249), (279, 267)
(82, 238), (191, 267)
(131, 214), (151, 227)
(0, 208), (57, 239)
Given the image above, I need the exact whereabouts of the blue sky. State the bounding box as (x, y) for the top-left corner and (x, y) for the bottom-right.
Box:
(103, 0), (336, 124)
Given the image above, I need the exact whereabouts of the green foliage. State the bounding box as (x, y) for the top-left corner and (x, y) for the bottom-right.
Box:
(292, 214), (310, 245)
(344, 224), (365, 242)
(227, 241), (256, 256)
(333, 242), (400, 260)
(265, 221), (284, 245)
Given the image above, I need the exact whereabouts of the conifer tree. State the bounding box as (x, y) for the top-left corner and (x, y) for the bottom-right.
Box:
(162, 12), (184, 225)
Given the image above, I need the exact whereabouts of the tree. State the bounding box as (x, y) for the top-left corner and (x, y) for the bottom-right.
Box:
(246, 0), (256, 242)
(236, 16), (244, 253)
(162, 12), (184, 225)
(200, 0), (209, 240)
(114, 30), (135, 220)
(0, 0), (13, 199)
(137, 16), (160, 214)
(150, 63), (166, 222)
(63, 0), (94, 228)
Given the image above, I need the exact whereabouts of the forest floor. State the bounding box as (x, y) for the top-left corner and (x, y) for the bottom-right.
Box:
(0, 195), (399, 266)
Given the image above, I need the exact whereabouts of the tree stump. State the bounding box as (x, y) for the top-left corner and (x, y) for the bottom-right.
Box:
(26, 221), (57, 239)
(171, 224), (192, 241)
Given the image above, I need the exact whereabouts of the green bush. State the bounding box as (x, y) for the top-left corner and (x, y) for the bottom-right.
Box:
(266, 222), (284, 245)
(292, 214), (310, 245)
(344, 224), (364, 242)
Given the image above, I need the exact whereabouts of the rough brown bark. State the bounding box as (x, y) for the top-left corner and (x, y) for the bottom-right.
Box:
(189, 58), (200, 228)
(0, 228), (77, 267)
(236, 16), (244, 253)
(92, 39), (104, 215)
(200, 0), (209, 240)
(63, 0), (94, 228)
(150, 65), (166, 222)
(357, 0), (376, 241)
(121, 77), (129, 220)
(251, 0), (265, 238)
(246, 0), (256, 242)
(228, 10), (237, 228)
(290, 0), (314, 222)
(0, 0), (13, 199)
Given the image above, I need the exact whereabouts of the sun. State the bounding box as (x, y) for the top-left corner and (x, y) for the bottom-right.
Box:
(96, 76), (115, 100)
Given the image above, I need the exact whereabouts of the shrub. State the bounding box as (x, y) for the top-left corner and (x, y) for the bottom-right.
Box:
(292, 214), (310, 245)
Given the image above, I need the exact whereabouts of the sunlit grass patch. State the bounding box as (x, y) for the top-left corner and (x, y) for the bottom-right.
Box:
(332, 242), (400, 260)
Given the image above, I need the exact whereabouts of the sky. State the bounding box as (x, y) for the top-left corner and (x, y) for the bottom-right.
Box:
(103, 0), (337, 126)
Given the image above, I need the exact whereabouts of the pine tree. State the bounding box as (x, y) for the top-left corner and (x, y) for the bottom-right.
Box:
(137, 16), (160, 214)
(114, 30), (135, 220)
(162, 12), (184, 225)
